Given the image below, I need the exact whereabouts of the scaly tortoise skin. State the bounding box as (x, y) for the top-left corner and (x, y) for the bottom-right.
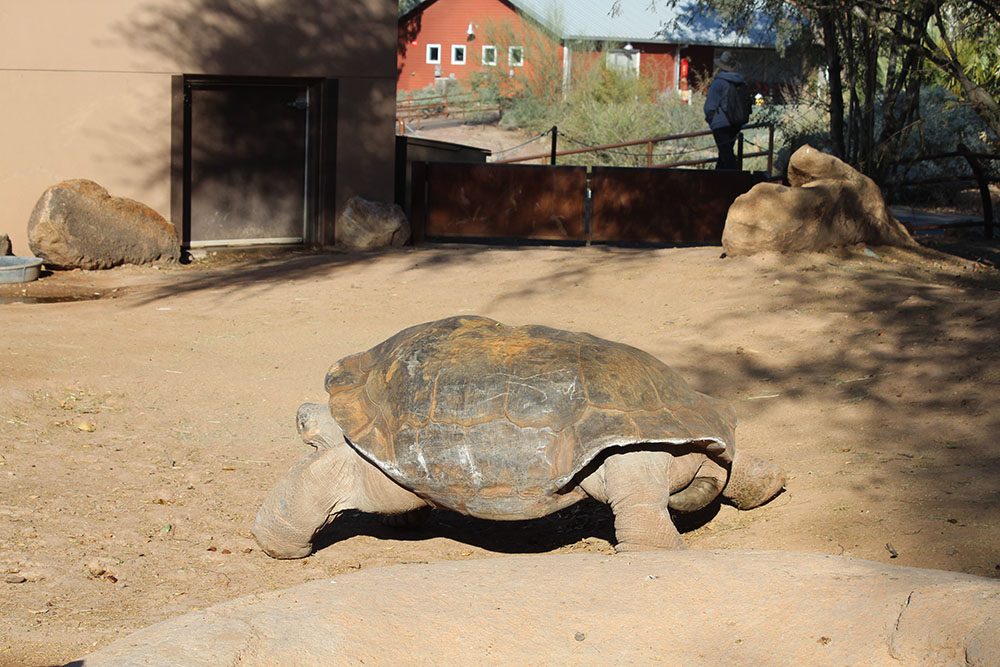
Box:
(253, 316), (785, 558)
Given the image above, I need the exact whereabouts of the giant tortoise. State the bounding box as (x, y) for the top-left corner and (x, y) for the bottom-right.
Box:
(253, 315), (786, 558)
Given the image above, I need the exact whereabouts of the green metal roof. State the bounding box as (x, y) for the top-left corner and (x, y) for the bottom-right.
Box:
(400, 0), (777, 48)
(507, 0), (774, 46)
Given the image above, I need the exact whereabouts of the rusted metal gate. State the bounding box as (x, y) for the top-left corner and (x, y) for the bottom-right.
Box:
(590, 168), (766, 244)
(411, 162), (587, 243)
(410, 161), (765, 245)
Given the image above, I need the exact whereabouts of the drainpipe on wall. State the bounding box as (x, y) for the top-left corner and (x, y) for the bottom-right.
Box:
(674, 44), (681, 92)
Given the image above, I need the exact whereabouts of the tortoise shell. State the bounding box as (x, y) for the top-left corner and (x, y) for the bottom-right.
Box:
(324, 316), (736, 518)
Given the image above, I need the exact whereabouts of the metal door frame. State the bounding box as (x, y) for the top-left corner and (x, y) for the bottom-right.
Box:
(172, 75), (333, 249)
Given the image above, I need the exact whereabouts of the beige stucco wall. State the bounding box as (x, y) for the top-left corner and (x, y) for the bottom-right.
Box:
(334, 76), (399, 243)
(1, 71), (172, 255)
(1, 0), (398, 254)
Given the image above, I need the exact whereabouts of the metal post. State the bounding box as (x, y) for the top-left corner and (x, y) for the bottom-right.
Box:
(647, 140), (654, 167)
(767, 124), (775, 178)
(551, 125), (558, 165)
(958, 142), (993, 240)
(410, 161), (428, 244)
(737, 132), (745, 171)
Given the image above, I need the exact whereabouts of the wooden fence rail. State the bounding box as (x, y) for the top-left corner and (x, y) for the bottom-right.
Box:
(396, 92), (500, 133)
(888, 144), (998, 239)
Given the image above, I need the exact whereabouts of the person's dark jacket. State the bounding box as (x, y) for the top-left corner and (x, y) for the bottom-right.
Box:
(703, 70), (746, 130)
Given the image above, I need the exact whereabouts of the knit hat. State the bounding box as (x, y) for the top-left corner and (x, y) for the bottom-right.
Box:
(717, 51), (737, 71)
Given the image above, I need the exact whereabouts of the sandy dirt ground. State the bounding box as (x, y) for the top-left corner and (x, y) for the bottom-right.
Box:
(407, 117), (553, 163)
(3, 124), (1000, 666)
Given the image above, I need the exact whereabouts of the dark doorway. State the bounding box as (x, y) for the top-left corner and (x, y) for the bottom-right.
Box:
(179, 76), (328, 248)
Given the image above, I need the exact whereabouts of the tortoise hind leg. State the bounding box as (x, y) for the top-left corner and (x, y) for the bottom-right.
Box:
(668, 456), (726, 513)
(584, 450), (684, 552)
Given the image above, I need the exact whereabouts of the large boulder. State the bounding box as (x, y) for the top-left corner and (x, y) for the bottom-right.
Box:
(77, 550), (999, 666)
(27, 179), (180, 270)
(722, 145), (916, 256)
(337, 196), (410, 250)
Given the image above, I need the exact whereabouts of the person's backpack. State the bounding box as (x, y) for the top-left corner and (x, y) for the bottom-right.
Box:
(725, 80), (752, 127)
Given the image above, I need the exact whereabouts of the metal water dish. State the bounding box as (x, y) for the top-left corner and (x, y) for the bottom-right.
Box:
(0, 256), (44, 283)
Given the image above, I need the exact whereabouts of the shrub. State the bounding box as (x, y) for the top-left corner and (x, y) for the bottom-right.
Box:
(751, 81), (833, 177)
(882, 86), (998, 208)
(493, 63), (730, 168)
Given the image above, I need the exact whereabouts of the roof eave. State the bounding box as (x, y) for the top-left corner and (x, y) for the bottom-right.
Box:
(562, 35), (776, 49)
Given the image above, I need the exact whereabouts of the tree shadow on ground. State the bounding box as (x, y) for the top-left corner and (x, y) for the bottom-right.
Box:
(129, 242), (673, 305)
(659, 240), (1000, 574)
(921, 234), (1000, 270)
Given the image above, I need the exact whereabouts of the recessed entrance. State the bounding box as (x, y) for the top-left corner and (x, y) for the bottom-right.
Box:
(177, 77), (331, 248)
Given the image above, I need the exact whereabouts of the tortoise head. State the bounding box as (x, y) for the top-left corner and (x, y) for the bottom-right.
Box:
(296, 402), (347, 450)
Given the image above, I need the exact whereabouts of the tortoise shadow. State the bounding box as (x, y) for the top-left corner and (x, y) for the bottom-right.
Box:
(312, 497), (726, 555)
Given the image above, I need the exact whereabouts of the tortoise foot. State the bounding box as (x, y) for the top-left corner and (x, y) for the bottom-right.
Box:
(724, 452), (786, 510)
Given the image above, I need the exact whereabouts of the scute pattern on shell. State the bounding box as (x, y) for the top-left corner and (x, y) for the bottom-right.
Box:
(324, 316), (737, 517)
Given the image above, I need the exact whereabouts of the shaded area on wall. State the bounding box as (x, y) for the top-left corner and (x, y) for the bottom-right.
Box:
(411, 162), (588, 243)
(394, 136), (491, 219)
(117, 0), (396, 78)
(397, 11), (423, 80)
(591, 168), (767, 244)
(113, 0), (397, 245)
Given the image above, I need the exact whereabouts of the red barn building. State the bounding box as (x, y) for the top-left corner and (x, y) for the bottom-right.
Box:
(397, 0), (796, 99)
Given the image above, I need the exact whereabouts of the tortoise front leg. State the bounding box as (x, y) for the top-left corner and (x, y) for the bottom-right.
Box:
(583, 449), (684, 551)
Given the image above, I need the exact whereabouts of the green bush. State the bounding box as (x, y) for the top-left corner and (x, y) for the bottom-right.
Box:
(752, 82), (997, 204)
(558, 87), (709, 167)
(751, 81), (833, 177)
(495, 64), (728, 168)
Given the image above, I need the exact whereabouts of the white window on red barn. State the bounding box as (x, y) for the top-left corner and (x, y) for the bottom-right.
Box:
(606, 48), (639, 76)
(509, 46), (524, 66)
(426, 44), (441, 64)
(482, 45), (497, 66)
(452, 45), (467, 65)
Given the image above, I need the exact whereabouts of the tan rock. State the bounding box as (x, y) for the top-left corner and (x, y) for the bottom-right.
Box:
(336, 196), (410, 250)
(78, 550), (999, 666)
(27, 179), (180, 270)
(786, 144), (868, 188)
(723, 145), (915, 256)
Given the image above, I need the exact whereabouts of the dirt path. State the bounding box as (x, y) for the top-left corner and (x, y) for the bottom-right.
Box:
(3, 237), (999, 665)
(406, 118), (549, 162)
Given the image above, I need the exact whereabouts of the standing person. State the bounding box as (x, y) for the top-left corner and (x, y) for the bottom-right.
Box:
(703, 51), (749, 170)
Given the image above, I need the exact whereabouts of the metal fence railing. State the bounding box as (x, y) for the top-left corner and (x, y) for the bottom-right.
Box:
(493, 123), (775, 178)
